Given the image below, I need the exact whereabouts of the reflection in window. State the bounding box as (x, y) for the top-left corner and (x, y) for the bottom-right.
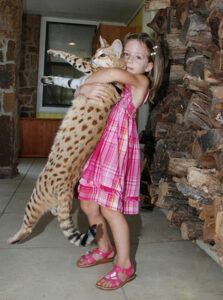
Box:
(43, 22), (96, 107)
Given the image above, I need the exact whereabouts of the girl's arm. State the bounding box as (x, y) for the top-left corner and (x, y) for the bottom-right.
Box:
(85, 68), (149, 108)
(85, 68), (145, 88)
(75, 83), (112, 101)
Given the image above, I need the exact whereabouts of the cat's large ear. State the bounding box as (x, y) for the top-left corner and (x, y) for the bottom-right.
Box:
(99, 36), (109, 48)
(111, 39), (123, 58)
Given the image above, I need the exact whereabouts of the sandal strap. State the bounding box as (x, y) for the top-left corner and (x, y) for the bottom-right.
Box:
(104, 264), (134, 281)
(91, 247), (115, 259)
(97, 264), (135, 289)
(112, 264), (134, 277)
(80, 247), (115, 263)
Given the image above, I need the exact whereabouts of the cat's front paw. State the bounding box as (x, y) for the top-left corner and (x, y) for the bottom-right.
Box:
(41, 76), (54, 85)
(47, 49), (59, 57)
(50, 206), (58, 216)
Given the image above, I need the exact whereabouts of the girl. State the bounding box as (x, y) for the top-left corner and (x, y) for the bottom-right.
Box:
(76, 32), (163, 290)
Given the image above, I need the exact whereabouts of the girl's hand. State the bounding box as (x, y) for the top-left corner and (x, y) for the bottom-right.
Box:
(75, 83), (111, 101)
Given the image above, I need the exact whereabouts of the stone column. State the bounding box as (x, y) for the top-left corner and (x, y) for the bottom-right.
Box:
(19, 15), (41, 117)
(0, 0), (23, 177)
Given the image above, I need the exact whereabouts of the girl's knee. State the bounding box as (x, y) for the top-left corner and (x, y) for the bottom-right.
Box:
(101, 206), (117, 220)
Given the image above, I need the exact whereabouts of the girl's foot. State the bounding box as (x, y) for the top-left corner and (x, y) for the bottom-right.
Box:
(76, 247), (116, 268)
(96, 264), (135, 290)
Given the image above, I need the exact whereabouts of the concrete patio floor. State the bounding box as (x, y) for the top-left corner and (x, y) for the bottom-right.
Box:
(0, 158), (223, 300)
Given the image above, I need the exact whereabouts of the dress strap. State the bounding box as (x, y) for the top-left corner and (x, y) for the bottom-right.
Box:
(143, 89), (150, 104)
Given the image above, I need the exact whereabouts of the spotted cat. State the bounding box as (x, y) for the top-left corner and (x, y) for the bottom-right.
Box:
(7, 38), (124, 246)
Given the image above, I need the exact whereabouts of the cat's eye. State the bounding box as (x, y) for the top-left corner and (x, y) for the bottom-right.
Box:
(99, 53), (106, 57)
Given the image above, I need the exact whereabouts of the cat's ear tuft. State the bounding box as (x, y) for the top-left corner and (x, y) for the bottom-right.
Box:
(111, 39), (123, 58)
(99, 36), (109, 48)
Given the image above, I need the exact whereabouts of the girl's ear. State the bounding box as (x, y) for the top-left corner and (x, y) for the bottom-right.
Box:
(99, 36), (109, 48)
(111, 39), (123, 58)
(145, 62), (153, 73)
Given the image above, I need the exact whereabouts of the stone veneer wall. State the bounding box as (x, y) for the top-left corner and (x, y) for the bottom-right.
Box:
(0, 0), (23, 177)
(18, 15), (41, 117)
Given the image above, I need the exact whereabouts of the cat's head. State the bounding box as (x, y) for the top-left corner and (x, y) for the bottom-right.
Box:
(91, 36), (125, 71)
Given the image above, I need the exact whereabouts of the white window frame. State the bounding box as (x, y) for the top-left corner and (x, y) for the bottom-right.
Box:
(36, 16), (99, 114)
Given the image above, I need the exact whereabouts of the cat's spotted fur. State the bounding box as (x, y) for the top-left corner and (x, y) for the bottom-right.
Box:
(7, 38), (124, 246)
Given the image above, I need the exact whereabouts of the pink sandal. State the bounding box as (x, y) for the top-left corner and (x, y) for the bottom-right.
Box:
(96, 264), (136, 290)
(76, 247), (116, 268)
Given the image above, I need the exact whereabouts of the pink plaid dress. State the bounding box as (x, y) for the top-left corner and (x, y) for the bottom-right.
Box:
(78, 85), (142, 215)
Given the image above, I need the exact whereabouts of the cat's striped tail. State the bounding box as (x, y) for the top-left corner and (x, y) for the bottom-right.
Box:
(67, 225), (97, 246)
(57, 212), (96, 246)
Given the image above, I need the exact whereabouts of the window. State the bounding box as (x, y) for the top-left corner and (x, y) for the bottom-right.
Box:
(37, 17), (97, 114)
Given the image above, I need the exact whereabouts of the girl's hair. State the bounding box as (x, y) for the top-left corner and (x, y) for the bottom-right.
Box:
(124, 32), (164, 103)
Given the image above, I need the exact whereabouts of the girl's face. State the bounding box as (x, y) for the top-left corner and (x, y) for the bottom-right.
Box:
(123, 39), (153, 75)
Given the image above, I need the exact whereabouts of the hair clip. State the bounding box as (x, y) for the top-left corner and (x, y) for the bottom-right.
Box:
(151, 45), (158, 56)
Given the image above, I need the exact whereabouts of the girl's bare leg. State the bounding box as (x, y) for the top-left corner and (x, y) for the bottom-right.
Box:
(97, 207), (132, 288)
(101, 207), (131, 268)
(79, 201), (114, 261)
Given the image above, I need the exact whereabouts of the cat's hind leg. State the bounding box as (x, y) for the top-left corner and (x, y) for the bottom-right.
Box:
(7, 188), (47, 244)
